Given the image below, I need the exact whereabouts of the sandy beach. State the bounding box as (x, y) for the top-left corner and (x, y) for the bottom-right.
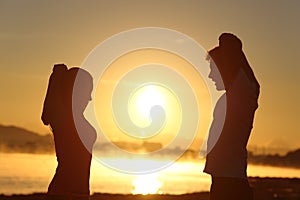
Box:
(1, 177), (299, 200)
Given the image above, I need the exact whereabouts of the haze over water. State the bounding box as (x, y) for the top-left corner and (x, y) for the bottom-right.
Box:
(1, 153), (299, 195)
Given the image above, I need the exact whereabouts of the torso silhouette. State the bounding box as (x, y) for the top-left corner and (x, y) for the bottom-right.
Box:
(204, 68), (259, 178)
(48, 117), (96, 195)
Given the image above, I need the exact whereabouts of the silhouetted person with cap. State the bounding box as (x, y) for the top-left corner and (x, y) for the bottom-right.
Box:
(42, 64), (96, 200)
(204, 33), (260, 200)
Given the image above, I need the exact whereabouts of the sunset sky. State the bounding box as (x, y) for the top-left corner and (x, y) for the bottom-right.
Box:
(0, 0), (299, 153)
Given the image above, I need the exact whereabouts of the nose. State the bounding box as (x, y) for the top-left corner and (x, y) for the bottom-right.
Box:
(208, 70), (215, 81)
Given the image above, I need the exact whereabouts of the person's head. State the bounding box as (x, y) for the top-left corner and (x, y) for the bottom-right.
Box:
(42, 65), (93, 126)
(63, 68), (93, 115)
(207, 33), (247, 91)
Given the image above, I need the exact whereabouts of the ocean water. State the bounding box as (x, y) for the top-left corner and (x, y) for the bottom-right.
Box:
(1, 153), (300, 195)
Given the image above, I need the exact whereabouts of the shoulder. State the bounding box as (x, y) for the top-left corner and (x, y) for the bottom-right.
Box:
(229, 69), (259, 98)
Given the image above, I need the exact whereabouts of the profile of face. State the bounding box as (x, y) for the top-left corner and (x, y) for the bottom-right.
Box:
(66, 68), (93, 115)
(208, 60), (225, 91)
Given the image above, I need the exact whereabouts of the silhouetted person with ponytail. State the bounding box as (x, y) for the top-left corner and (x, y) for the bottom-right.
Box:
(42, 64), (96, 200)
(204, 33), (260, 200)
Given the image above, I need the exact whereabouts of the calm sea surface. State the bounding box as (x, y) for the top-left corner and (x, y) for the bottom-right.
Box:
(1, 153), (299, 195)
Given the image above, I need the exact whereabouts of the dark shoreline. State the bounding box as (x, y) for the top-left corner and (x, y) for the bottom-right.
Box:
(1, 177), (299, 200)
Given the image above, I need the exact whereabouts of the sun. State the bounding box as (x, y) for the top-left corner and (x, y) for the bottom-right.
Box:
(128, 84), (178, 128)
(132, 84), (166, 112)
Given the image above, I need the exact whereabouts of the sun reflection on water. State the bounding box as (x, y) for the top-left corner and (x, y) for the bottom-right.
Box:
(131, 173), (163, 195)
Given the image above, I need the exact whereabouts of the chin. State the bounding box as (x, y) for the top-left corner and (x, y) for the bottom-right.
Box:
(215, 85), (225, 91)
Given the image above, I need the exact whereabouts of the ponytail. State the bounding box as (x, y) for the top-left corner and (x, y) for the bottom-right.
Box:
(41, 64), (68, 125)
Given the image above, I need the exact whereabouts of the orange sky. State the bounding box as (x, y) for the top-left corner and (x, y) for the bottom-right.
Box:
(0, 1), (299, 152)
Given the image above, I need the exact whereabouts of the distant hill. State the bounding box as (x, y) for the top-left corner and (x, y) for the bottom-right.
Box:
(0, 125), (54, 154)
(248, 149), (300, 168)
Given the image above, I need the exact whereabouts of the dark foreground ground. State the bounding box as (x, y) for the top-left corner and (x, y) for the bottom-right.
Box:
(1, 177), (299, 200)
